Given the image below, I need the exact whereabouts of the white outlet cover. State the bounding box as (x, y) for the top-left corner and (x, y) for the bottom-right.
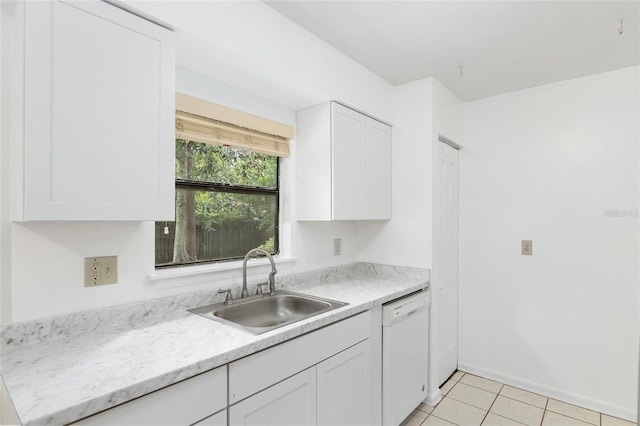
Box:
(521, 240), (533, 256)
(333, 238), (342, 256)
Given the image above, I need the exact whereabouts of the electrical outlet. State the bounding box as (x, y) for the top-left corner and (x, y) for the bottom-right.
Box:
(84, 256), (118, 286)
(521, 240), (533, 256)
(90, 262), (100, 281)
(333, 238), (342, 256)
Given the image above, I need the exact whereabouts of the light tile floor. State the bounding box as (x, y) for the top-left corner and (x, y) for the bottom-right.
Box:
(400, 371), (637, 426)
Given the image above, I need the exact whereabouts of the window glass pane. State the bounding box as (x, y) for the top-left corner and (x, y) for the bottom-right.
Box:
(176, 139), (277, 188)
(156, 189), (277, 267)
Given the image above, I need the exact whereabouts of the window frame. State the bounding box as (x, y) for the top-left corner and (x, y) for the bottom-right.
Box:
(155, 146), (280, 269)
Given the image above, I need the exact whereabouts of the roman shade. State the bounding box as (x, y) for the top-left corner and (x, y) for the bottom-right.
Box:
(175, 93), (293, 157)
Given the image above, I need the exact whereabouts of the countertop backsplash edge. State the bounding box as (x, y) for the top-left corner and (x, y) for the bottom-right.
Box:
(0, 262), (429, 350)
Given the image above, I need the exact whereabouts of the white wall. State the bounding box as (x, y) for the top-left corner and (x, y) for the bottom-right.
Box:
(121, 0), (394, 121)
(432, 79), (464, 145)
(357, 78), (433, 268)
(357, 77), (463, 269)
(0, 0), (398, 323)
(357, 77), (464, 405)
(4, 67), (363, 322)
(459, 66), (639, 420)
(0, 0), (395, 323)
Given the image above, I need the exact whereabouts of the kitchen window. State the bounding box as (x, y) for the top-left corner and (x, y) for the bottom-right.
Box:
(155, 94), (292, 268)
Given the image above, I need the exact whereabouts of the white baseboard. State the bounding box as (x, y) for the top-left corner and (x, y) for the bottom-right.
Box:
(458, 362), (637, 423)
(424, 388), (442, 407)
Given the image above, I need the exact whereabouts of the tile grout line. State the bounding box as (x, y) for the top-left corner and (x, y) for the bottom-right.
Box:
(499, 393), (547, 411)
(457, 376), (544, 426)
(437, 395), (490, 426)
(491, 412), (530, 426)
(462, 377), (550, 412)
(545, 404), (602, 426)
(458, 383), (499, 394)
(480, 383), (503, 425)
(539, 395), (549, 426)
(543, 409), (602, 426)
(424, 371), (633, 426)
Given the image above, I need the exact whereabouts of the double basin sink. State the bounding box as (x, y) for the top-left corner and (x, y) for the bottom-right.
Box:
(188, 290), (348, 334)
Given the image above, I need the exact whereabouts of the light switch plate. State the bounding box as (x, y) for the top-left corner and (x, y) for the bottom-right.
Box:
(84, 256), (118, 286)
(521, 240), (533, 256)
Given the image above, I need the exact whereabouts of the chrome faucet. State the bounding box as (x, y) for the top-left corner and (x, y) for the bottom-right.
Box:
(242, 248), (277, 298)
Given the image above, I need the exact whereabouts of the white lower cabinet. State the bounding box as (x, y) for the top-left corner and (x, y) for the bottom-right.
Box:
(229, 312), (373, 426)
(72, 312), (375, 426)
(194, 409), (227, 426)
(229, 368), (317, 426)
(72, 366), (226, 425)
(230, 341), (371, 426)
(317, 341), (371, 426)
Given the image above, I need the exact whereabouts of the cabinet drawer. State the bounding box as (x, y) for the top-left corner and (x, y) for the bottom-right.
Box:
(229, 311), (370, 404)
(73, 366), (227, 425)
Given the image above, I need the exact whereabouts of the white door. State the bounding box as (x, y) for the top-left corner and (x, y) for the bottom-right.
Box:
(433, 141), (460, 387)
(229, 368), (317, 426)
(317, 340), (371, 426)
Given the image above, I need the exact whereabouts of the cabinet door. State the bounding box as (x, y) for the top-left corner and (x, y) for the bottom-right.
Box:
(316, 340), (372, 426)
(23, 0), (175, 221)
(362, 118), (392, 220)
(229, 368), (317, 426)
(331, 102), (365, 220)
(193, 409), (227, 426)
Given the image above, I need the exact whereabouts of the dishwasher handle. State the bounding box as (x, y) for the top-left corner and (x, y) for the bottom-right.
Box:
(382, 291), (430, 326)
(404, 307), (421, 318)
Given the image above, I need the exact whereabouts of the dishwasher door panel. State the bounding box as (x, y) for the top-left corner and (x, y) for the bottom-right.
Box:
(382, 295), (429, 426)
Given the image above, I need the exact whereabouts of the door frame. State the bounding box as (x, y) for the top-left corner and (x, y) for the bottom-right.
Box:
(427, 135), (461, 405)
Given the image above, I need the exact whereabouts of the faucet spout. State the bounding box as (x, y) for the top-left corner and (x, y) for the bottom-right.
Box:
(242, 248), (278, 298)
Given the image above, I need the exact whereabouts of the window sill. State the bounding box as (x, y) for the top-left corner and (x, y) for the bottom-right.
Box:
(148, 255), (297, 284)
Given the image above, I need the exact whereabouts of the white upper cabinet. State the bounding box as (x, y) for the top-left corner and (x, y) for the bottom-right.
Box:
(296, 102), (391, 221)
(362, 118), (392, 220)
(18, 0), (175, 221)
(331, 104), (364, 220)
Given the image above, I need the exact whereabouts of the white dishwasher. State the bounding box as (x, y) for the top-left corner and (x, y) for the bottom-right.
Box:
(382, 289), (431, 426)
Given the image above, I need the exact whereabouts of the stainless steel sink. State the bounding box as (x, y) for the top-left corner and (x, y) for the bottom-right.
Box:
(188, 290), (348, 334)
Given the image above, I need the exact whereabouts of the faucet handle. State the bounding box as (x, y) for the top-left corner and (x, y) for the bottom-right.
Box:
(218, 288), (233, 305)
(255, 282), (269, 295)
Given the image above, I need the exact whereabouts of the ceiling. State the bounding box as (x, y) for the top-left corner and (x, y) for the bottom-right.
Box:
(266, 1), (640, 101)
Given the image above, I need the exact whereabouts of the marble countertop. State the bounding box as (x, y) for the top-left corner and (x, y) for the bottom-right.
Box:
(0, 262), (429, 426)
